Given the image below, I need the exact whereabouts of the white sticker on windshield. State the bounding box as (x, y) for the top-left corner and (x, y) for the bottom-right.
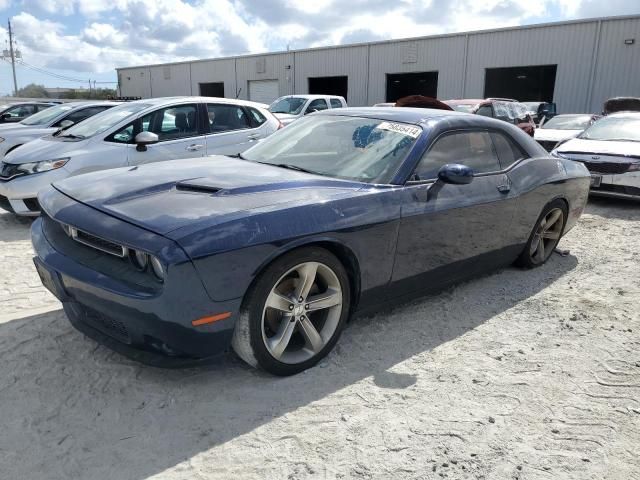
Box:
(375, 122), (421, 138)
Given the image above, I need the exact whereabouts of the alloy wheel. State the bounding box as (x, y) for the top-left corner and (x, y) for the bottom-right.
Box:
(529, 207), (564, 264)
(261, 261), (343, 364)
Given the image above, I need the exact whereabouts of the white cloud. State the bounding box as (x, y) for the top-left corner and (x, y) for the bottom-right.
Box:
(4, 0), (640, 78)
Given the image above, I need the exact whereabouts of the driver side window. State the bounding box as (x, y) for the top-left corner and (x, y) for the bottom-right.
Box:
(414, 131), (500, 180)
(306, 99), (328, 114)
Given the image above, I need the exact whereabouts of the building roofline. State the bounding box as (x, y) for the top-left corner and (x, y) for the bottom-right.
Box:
(116, 13), (640, 71)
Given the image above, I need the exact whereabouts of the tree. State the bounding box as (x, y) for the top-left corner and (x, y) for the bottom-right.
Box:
(16, 83), (49, 98)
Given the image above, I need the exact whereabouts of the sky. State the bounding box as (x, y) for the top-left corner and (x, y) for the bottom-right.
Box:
(0, 0), (638, 95)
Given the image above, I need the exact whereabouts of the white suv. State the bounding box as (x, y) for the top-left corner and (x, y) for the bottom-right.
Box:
(0, 97), (280, 215)
(269, 95), (347, 126)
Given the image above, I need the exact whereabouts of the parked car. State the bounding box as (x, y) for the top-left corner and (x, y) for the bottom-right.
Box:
(551, 112), (640, 200)
(534, 114), (599, 152)
(522, 101), (557, 125)
(444, 99), (536, 136)
(0, 102), (54, 124)
(269, 95), (347, 126)
(603, 97), (640, 115)
(31, 107), (589, 375)
(0, 97), (279, 216)
(0, 101), (120, 158)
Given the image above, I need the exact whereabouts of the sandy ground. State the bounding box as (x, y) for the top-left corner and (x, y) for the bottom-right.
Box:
(0, 197), (638, 480)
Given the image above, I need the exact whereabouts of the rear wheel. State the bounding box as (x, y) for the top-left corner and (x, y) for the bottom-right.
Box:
(231, 247), (351, 376)
(516, 200), (567, 268)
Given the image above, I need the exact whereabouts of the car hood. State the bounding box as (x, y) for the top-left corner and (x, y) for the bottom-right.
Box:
(0, 124), (55, 138)
(534, 128), (582, 142)
(3, 136), (79, 163)
(556, 138), (640, 158)
(52, 156), (365, 235)
(272, 113), (298, 124)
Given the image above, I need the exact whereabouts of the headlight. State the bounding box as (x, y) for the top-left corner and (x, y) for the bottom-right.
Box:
(130, 250), (149, 270)
(629, 163), (640, 172)
(17, 157), (69, 175)
(150, 256), (165, 282)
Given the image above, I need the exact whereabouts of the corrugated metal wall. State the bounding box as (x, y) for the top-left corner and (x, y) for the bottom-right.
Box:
(590, 18), (640, 112)
(235, 52), (294, 101)
(465, 22), (598, 112)
(368, 35), (467, 102)
(293, 45), (369, 105)
(117, 16), (640, 113)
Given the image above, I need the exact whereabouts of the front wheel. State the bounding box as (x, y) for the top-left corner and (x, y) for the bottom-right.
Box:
(231, 247), (351, 376)
(516, 200), (567, 268)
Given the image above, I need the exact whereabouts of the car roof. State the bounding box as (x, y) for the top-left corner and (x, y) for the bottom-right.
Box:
(124, 96), (269, 109)
(316, 106), (468, 125)
(275, 94), (344, 100)
(61, 100), (122, 108)
(444, 99), (485, 105)
(604, 111), (640, 118)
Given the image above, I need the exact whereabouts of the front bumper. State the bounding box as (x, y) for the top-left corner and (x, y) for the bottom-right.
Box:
(0, 167), (70, 215)
(31, 202), (242, 366)
(589, 172), (640, 199)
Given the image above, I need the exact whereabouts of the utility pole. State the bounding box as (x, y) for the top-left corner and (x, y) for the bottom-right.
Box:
(6, 19), (18, 96)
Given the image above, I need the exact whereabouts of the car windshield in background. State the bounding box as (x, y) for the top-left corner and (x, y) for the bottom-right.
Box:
(578, 116), (640, 142)
(449, 104), (476, 113)
(242, 115), (421, 183)
(542, 115), (592, 130)
(269, 97), (307, 115)
(20, 104), (73, 126)
(62, 103), (151, 139)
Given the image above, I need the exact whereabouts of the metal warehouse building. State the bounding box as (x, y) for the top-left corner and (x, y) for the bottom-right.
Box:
(116, 14), (640, 114)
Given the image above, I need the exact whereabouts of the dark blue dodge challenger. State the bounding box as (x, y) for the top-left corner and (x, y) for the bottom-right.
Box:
(32, 108), (590, 375)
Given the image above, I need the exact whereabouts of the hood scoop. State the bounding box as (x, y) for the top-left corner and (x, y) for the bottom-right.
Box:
(176, 181), (222, 195)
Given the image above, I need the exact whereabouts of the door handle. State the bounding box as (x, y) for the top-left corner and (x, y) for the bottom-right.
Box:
(186, 144), (204, 151)
(247, 134), (261, 141)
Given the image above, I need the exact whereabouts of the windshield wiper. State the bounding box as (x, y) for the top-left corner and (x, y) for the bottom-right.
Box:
(272, 163), (320, 175)
(228, 153), (246, 160)
(58, 133), (84, 139)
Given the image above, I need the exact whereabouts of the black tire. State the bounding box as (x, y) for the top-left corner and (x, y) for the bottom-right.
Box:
(231, 246), (351, 376)
(515, 199), (568, 269)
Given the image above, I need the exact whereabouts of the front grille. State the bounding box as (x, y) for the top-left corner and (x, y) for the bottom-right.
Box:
(72, 228), (127, 257)
(0, 194), (14, 213)
(580, 161), (632, 175)
(82, 306), (130, 343)
(41, 214), (161, 293)
(537, 140), (557, 152)
(0, 162), (25, 181)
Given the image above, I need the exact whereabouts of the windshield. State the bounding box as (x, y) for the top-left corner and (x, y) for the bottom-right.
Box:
(242, 115), (421, 183)
(269, 97), (307, 115)
(61, 102), (151, 139)
(20, 104), (74, 126)
(578, 116), (640, 142)
(448, 104), (475, 113)
(542, 115), (592, 130)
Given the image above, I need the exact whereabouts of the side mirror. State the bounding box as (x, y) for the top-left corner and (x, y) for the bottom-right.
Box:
(437, 163), (474, 185)
(59, 119), (74, 130)
(1, 113), (10, 121)
(135, 131), (159, 152)
(305, 108), (318, 115)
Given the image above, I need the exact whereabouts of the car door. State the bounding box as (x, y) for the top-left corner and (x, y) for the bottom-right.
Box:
(391, 130), (518, 293)
(1, 104), (37, 123)
(305, 98), (329, 115)
(122, 103), (206, 165)
(204, 103), (262, 155)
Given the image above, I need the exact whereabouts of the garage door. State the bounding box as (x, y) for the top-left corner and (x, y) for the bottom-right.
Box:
(249, 80), (279, 105)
